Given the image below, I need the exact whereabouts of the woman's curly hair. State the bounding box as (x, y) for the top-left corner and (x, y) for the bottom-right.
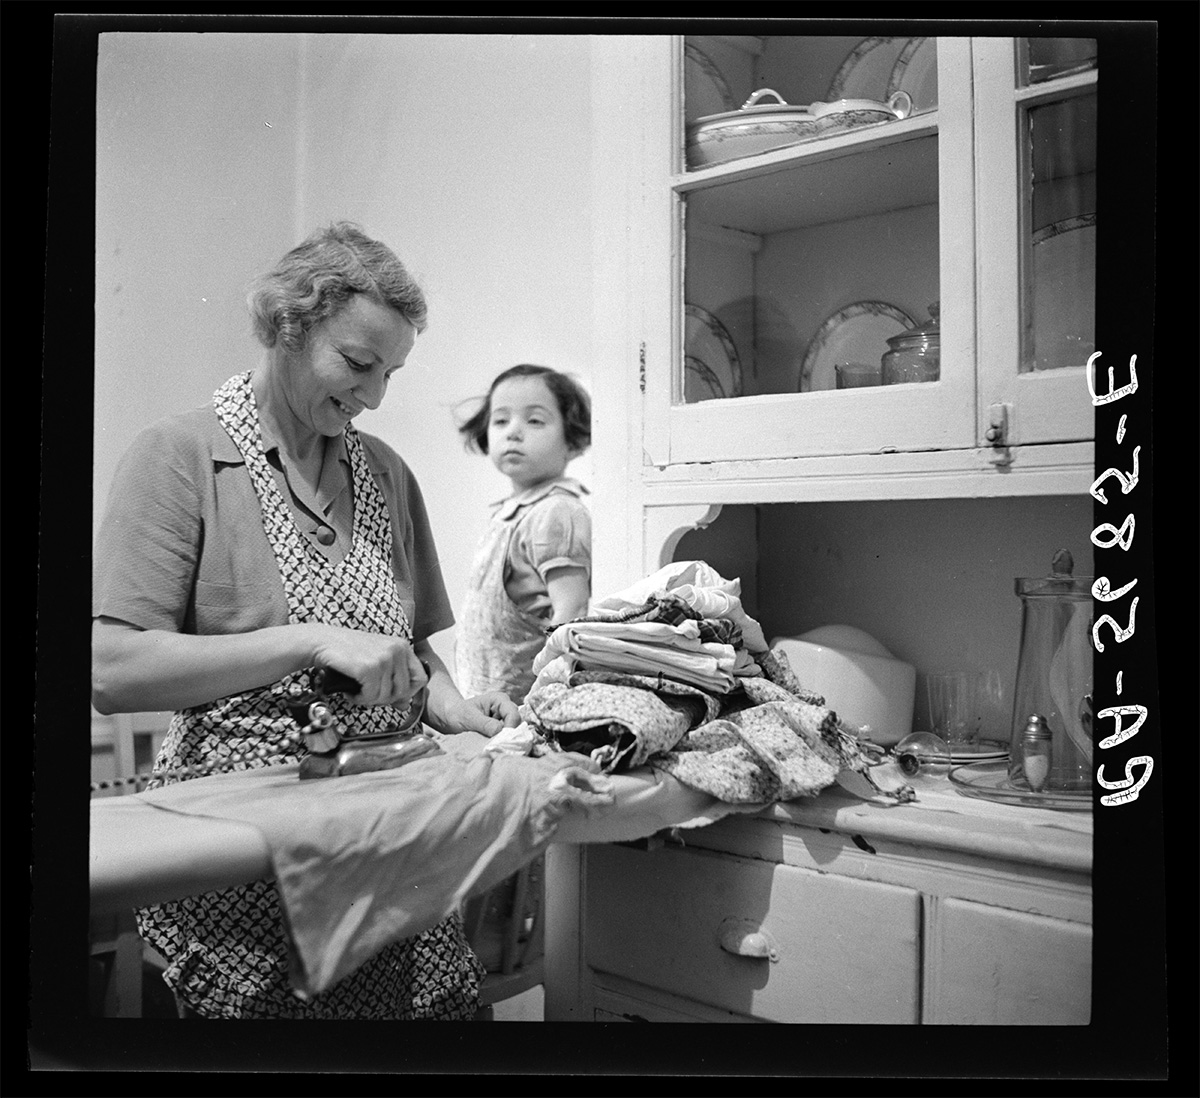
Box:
(247, 221), (428, 353)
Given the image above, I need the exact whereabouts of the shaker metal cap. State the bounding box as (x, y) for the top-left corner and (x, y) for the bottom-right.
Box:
(1021, 713), (1053, 740)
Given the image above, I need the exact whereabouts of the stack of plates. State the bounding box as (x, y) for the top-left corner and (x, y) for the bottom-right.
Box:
(949, 759), (1093, 811)
(944, 742), (1009, 765)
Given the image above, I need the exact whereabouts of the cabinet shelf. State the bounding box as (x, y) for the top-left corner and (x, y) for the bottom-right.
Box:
(687, 132), (938, 235)
(640, 441), (1095, 503)
(678, 110), (937, 189)
(678, 113), (938, 234)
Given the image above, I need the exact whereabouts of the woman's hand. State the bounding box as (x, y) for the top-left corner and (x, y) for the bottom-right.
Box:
(448, 691), (522, 738)
(308, 625), (427, 709)
(413, 642), (520, 738)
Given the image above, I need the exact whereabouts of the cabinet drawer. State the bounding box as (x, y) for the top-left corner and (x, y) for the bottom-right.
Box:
(585, 843), (921, 1023)
(925, 897), (1092, 1024)
(593, 979), (761, 1023)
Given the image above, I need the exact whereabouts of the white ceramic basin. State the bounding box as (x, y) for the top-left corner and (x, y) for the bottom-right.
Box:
(772, 626), (916, 746)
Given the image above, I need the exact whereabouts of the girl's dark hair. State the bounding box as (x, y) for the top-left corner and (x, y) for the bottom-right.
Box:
(457, 364), (592, 455)
(247, 221), (428, 353)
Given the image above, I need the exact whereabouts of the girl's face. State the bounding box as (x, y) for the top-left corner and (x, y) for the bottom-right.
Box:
(486, 375), (577, 492)
(282, 295), (416, 438)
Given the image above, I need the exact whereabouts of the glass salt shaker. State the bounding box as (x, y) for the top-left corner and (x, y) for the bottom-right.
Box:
(1020, 714), (1052, 792)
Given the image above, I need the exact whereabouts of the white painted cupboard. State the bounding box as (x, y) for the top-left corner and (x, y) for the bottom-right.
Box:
(557, 784), (1092, 1025)
(551, 31), (1098, 1024)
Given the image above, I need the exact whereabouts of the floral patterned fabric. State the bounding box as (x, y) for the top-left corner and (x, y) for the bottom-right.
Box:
(523, 680), (700, 771)
(523, 631), (907, 805)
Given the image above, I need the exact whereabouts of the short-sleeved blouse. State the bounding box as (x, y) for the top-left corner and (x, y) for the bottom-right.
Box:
(500, 479), (591, 617)
(92, 404), (454, 642)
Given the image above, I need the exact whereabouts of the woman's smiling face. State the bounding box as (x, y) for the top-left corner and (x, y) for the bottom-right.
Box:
(284, 294), (417, 437)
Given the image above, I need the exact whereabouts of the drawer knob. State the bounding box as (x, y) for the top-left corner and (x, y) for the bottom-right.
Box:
(718, 918), (780, 962)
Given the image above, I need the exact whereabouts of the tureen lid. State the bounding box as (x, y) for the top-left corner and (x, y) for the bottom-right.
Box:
(693, 87), (814, 128)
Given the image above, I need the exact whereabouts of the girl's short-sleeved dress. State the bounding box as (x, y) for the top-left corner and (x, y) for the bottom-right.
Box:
(454, 477), (591, 707)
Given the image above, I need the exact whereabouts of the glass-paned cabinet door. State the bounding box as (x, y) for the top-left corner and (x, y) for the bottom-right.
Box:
(974, 37), (1098, 447)
(652, 35), (976, 465)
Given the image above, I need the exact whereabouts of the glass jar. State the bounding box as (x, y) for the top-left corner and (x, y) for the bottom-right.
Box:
(1007, 550), (1093, 792)
(882, 302), (940, 384)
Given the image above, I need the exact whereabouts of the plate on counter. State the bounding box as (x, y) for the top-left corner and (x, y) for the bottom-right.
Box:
(945, 742), (1009, 763)
(827, 37), (912, 101)
(887, 36), (938, 112)
(685, 304), (743, 402)
(1031, 213), (1096, 371)
(685, 42), (735, 122)
(949, 760), (1092, 811)
(799, 301), (916, 392)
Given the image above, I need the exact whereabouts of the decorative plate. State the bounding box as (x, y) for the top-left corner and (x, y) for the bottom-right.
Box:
(684, 303), (743, 403)
(811, 106), (900, 137)
(799, 301), (916, 392)
(684, 355), (725, 402)
(1031, 213), (1096, 371)
(827, 37), (912, 101)
(948, 760), (1093, 811)
(685, 42), (735, 122)
(887, 36), (938, 112)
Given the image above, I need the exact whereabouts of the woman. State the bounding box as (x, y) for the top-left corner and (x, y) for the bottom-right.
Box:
(92, 222), (518, 1019)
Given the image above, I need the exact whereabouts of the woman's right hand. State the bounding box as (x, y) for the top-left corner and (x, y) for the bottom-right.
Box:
(91, 617), (428, 716)
(308, 624), (428, 709)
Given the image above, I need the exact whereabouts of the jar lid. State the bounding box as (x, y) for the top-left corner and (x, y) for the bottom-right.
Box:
(1015, 548), (1092, 598)
(886, 302), (940, 351)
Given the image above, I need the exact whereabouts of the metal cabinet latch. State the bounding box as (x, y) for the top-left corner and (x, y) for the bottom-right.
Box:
(985, 403), (1013, 466)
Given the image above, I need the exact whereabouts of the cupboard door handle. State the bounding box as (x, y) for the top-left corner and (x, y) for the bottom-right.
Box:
(718, 919), (780, 962)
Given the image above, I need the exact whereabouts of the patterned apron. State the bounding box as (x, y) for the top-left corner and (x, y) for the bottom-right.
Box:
(455, 504), (554, 707)
(136, 371), (484, 1019)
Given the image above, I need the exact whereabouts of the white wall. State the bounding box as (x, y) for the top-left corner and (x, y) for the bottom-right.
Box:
(95, 32), (596, 674)
(293, 33), (596, 669)
(95, 33), (304, 533)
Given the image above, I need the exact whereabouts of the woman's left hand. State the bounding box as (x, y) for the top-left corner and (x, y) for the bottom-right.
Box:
(413, 643), (519, 737)
(450, 691), (521, 738)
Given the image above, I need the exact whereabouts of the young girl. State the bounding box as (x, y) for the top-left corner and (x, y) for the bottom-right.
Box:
(455, 364), (593, 708)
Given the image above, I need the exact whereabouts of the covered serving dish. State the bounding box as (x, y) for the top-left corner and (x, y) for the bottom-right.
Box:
(686, 88), (817, 168)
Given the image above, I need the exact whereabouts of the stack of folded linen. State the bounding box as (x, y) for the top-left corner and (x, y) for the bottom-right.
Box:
(519, 561), (913, 807)
(533, 617), (758, 694)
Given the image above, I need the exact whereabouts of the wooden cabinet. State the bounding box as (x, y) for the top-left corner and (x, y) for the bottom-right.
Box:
(586, 843), (921, 1023)
(924, 897), (1092, 1025)
(547, 782), (1092, 1025)
(588, 35), (1097, 577)
(561, 33), (1098, 1026)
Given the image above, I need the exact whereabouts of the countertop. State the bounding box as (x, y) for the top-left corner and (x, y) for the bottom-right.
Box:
(90, 759), (1091, 920)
